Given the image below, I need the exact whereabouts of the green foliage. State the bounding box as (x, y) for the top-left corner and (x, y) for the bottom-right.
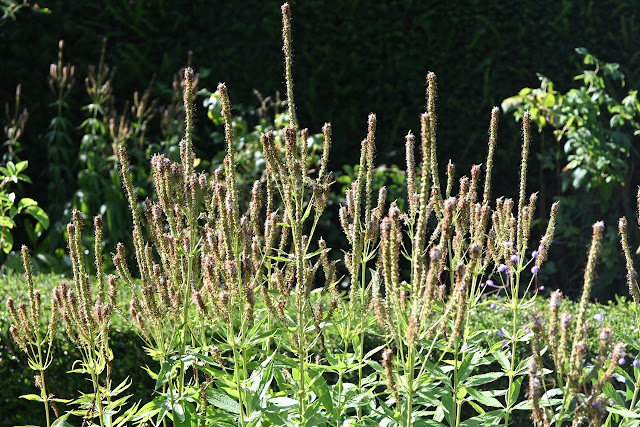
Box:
(503, 48), (639, 199)
(337, 163), (407, 211)
(503, 49), (640, 299)
(0, 58), (577, 426)
(4, 274), (640, 426)
(0, 161), (49, 254)
(0, 0), (49, 24)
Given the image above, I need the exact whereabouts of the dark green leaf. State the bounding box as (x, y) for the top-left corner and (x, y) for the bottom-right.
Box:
(507, 376), (524, 407)
(465, 372), (503, 387)
(24, 205), (49, 228)
(466, 387), (504, 408)
(442, 392), (455, 427)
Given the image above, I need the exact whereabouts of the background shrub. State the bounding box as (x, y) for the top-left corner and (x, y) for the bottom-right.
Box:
(2, 0), (640, 292)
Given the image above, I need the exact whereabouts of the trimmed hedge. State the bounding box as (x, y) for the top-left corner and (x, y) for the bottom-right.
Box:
(3, 0), (640, 201)
(3, 1), (640, 302)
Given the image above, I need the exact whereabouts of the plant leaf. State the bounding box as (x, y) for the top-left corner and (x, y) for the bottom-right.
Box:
(19, 394), (44, 402)
(208, 390), (241, 414)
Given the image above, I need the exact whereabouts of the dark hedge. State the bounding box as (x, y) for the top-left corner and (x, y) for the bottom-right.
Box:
(2, 0), (640, 297)
(3, 0), (639, 186)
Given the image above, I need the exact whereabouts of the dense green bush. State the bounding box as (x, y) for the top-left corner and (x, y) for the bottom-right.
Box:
(504, 49), (640, 300)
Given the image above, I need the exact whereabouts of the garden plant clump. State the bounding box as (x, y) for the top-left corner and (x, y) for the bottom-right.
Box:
(7, 3), (640, 426)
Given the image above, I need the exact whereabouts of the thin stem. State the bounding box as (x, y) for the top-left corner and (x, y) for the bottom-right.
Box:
(36, 343), (51, 427)
(178, 258), (192, 398)
(240, 316), (251, 415)
(406, 345), (416, 427)
(336, 371), (343, 426)
(445, 339), (462, 427)
(231, 340), (247, 427)
(626, 311), (640, 422)
(356, 246), (368, 420)
(556, 380), (572, 427)
(87, 339), (105, 427)
(297, 298), (307, 421)
(630, 374), (640, 416)
(156, 329), (171, 427)
(631, 364), (640, 411)
(178, 218), (198, 398)
(504, 269), (521, 426)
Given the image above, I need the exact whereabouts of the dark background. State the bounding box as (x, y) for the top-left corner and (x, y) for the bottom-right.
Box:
(2, 0), (640, 299)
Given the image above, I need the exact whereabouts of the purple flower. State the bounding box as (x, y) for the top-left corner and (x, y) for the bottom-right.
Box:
(619, 357), (627, 366)
(594, 313), (604, 322)
(531, 266), (539, 274)
(633, 359), (640, 368)
(538, 245), (545, 253)
(531, 250), (538, 258)
(485, 279), (503, 289)
(498, 264), (508, 273)
(510, 255), (520, 263)
(490, 303), (497, 310)
(501, 340), (507, 347)
(497, 331), (505, 337)
(525, 328), (531, 334)
(538, 285), (545, 291)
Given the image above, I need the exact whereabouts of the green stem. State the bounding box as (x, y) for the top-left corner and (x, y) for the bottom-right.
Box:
(157, 327), (170, 427)
(631, 372), (640, 412)
(231, 340), (247, 427)
(36, 343), (51, 427)
(178, 223), (197, 398)
(241, 333), (251, 414)
(629, 309), (640, 417)
(291, 188), (308, 422)
(504, 310), (517, 425)
(356, 250), (368, 420)
(178, 276), (190, 398)
(556, 379), (573, 427)
(451, 340), (461, 427)
(406, 344), (416, 427)
(336, 372), (343, 426)
(504, 270), (521, 426)
(88, 342), (105, 427)
(298, 302), (307, 422)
